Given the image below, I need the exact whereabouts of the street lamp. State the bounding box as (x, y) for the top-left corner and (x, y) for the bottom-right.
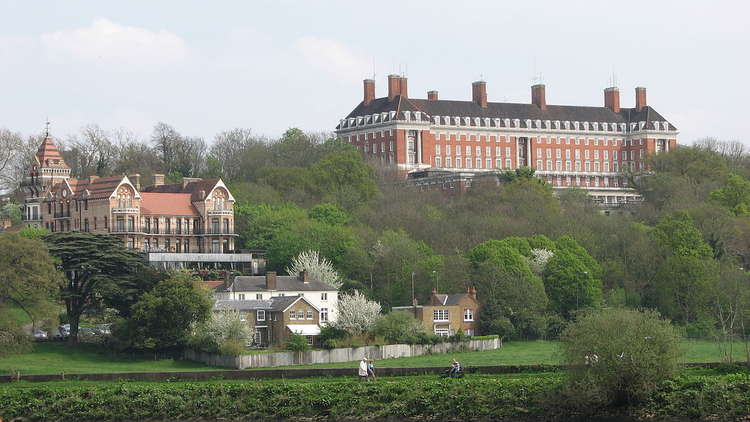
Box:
(432, 270), (439, 292)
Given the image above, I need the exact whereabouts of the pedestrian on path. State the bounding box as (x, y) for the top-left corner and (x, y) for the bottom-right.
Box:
(367, 359), (376, 381)
(358, 357), (369, 381)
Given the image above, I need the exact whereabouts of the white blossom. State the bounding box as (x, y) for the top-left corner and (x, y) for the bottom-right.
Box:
(529, 248), (555, 274)
(285, 250), (343, 288)
(333, 290), (381, 335)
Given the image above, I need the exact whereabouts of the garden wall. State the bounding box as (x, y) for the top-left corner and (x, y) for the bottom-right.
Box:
(184, 337), (501, 369)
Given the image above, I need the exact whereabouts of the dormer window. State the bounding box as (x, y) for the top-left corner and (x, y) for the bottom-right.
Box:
(484, 118), (490, 127)
(524, 119), (532, 128)
(545, 120), (551, 129)
(573, 121), (580, 130)
(365, 115), (371, 124)
(434, 115), (440, 124)
(513, 118), (520, 127)
(535, 119), (542, 128)
(639, 121), (646, 130)
(463, 117), (471, 126)
(554, 120), (561, 129)
(454, 116), (461, 125)
(662, 122), (669, 131)
(564, 121), (571, 130)
(592, 122), (599, 131)
(504, 118), (511, 127)
(493, 118), (501, 127)
(474, 117), (481, 126)
(414, 111), (421, 121)
(372, 114), (379, 123)
(389, 111), (396, 120)
(583, 122), (589, 131)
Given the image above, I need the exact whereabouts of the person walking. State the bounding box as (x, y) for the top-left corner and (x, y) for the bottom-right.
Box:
(358, 358), (369, 381)
(367, 359), (376, 381)
(448, 359), (461, 377)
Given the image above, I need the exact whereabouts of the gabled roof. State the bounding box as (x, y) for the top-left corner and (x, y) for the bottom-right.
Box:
(140, 178), (229, 202)
(140, 192), (198, 216)
(212, 295), (319, 312)
(75, 176), (128, 200)
(432, 293), (476, 306)
(220, 275), (338, 293)
(35, 136), (69, 169)
(338, 95), (677, 131)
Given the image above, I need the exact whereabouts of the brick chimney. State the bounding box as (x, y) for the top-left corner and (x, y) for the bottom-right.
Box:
(472, 81), (487, 108)
(604, 87), (620, 113)
(153, 174), (165, 187)
(128, 174), (141, 191)
(635, 87), (647, 112)
(427, 90), (438, 101)
(531, 84), (547, 110)
(399, 76), (408, 98)
(223, 271), (233, 289)
(265, 271), (277, 290)
(388, 74), (400, 101)
(298, 270), (309, 283)
(469, 286), (477, 300)
(88, 175), (99, 183)
(363, 79), (375, 106)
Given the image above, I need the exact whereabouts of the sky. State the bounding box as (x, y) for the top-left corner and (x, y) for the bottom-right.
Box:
(0, 0), (748, 145)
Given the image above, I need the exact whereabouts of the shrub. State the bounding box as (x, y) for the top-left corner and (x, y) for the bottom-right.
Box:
(0, 317), (31, 357)
(188, 309), (253, 354)
(319, 325), (348, 350)
(286, 333), (311, 352)
(373, 311), (426, 344)
(560, 308), (683, 408)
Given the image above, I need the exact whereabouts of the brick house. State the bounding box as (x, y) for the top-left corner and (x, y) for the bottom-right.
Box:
(336, 75), (679, 207)
(214, 295), (321, 347)
(393, 287), (480, 337)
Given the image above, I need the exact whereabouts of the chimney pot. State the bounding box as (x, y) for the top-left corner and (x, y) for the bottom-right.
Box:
(388, 74), (400, 101)
(265, 271), (277, 290)
(88, 175), (99, 183)
(604, 87), (621, 113)
(363, 79), (375, 106)
(472, 81), (488, 108)
(531, 84), (547, 110)
(298, 270), (309, 282)
(153, 174), (165, 187)
(635, 87), (647, 112)
(128, 174), (141, 191)
(427, 90), (439, 101)
(398, 76), (408, 99)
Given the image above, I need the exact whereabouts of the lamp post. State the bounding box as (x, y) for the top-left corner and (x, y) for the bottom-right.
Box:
(432, 270), (439, 292)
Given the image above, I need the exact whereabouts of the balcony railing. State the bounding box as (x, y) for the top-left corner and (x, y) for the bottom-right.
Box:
(112, 207), (139, 214)
(110, 227), (141, 234)
(203, 228), (236, 235)
(207, 209), (233, 216)
(21, 215), (41, 222)
(53, 212), (71, 219)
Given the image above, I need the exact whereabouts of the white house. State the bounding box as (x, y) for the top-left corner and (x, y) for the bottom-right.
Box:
(214, 271), (339, 323)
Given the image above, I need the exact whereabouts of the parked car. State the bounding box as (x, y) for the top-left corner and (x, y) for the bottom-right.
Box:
(57, 324), (70, 338)
(95, 324), (112, 336)
(32, 330), (48, 340)
(79, 327), (96, 336)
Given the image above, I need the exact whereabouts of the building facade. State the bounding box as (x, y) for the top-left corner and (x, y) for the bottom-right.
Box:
(393, 288), (480, 337)
(336, 75), (679, 205)
(21, 134), (237, 253)
(215, 271), (340, 323)
(214, 295), (321, 347)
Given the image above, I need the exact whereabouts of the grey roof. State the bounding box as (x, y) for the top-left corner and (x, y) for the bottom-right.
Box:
(434, 294), (468, 306)
(214, 299), (271, 311)
(337, 95), (677, 131)
(213, 295), (314, 312)
(221, 275), (338, 293)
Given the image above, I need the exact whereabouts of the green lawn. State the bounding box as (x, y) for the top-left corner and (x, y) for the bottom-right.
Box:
(0, 342), (218, 375)
(274, 340), (749, 370)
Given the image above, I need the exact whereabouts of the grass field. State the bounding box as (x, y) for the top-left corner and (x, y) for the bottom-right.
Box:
(0, 342), (217, 375)
(1, 340), (747, 376)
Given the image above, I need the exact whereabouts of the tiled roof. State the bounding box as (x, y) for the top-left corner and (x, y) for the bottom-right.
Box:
(140, 179), (221, 202)
(76, 176), (126, 200)
(219, 276), (338, 293)
(338, 95), (677, 131)
(213, 296), (313, 312)
(140, 192), (198, 216)
(35, 136), (69, 169)
(432, 293), (472, 306)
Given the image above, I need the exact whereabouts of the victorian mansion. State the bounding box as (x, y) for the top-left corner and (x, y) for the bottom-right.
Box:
(22, 134), (237, 254)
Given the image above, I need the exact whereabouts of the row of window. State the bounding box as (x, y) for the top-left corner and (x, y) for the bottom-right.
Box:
(239, 308), (330, 323)
(289, 310), (314, 320)
(433, 309), (474, 322)
(548, 175), (627, 188)
(237, 293), (330, 301)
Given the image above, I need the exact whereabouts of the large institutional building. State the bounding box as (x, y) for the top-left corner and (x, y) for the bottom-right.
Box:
(22, 134), (237, 254)
(336, 75), (678, 206)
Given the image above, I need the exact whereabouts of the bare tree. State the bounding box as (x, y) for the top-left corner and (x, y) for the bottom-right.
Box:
(0, 129), (38, 193)
(208, 128), (264, 182)
(63, 124), (117, 177)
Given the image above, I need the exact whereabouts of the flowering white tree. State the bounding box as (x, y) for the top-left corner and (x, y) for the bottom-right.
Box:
(333, 290), (382, 335)
(190, 309), (253, 353)
(285, 250), (343, 288)
(529, 248), (555, 275)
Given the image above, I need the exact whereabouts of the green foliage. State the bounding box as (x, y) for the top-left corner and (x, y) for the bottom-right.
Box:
(543, 249), (603, 319)
(18, 226), (49, 240)
(319, 325), (349, 349)
(189, 309), (253, 354)
(308, 203), (350, 226)
(310, 149), (379, 211)
(652, 212), (714, 258)
(285, 333), (311, 352)
(373, 311), (428, 344)
(653, 255), (719, 324)
(560, 308), (682, 407)
(117, 272), (212, 352)
(0, 310), (32, 357)
(710, 173), (750, 216)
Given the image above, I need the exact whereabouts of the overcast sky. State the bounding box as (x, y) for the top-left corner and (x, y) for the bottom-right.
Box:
(1, 0), (747, 145)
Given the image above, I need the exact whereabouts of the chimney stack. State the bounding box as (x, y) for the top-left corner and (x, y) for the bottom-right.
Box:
(153, 174), (165, 187)
(265, 271), (277, 290)
(472, 81), (487, 108)
(635, 87), (647, 112)
(363, 79), (375, 106)
(298, 270), (309, 283)
(604, 87), (621, 113)
(223, 271), (233, 289)
(531, 84), (547, 110)
(128, 174), (141, 191)
(388, 74), (400, 101)
(399, 76), (408, 98)
(427, 90), (439, 101)
(469, 286), (477, 300)
(88, 175), (99, 183)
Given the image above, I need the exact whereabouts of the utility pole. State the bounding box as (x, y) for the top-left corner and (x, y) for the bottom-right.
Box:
(411, 271), (416, 305)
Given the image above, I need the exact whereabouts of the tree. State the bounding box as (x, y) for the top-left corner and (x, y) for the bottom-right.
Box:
(120, 272), (212, 351)
(43, 232), (145, 342)
(285, 250), (343, 288)
(310, 150), (379, 211)
(0, 128), (37, 193)
(560, 308), (682, 407)
(308, 203), (350, 226)
(189, 309), (253, 355)
(710, 174), (750, 216)
(652, 212), (713, 259)
(653, 255), (718, 325)
(207, 128), (264, 182)
(0, 233), (61, 332)
(543, 249), (603, 319)
(334, 291), (381, 335)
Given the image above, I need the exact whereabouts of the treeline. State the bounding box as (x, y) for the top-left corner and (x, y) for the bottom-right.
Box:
(3, 122), (750, 343)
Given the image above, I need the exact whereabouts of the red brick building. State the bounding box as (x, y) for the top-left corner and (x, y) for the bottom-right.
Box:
(336, 75), (678, 206)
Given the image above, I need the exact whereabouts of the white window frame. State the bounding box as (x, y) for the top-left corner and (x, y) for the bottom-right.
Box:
(433, 309), (449, 322)
(464, 308), (474, 321)
(257, 310), (266, 322)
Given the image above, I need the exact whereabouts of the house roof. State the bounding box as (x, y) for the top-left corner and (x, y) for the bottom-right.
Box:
(35, 136), (69, 169)
(213, 295), (318, 312)
(338, 95), (677, 131)
(219, 275), (338, 293)
(432, 293), (475, 306)
(140, 192), (198, 216)
(140, 178), (222, 202)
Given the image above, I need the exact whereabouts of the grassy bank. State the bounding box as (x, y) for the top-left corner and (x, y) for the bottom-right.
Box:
(0, 343), (217, 375)
(1, 370), (749, 421)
